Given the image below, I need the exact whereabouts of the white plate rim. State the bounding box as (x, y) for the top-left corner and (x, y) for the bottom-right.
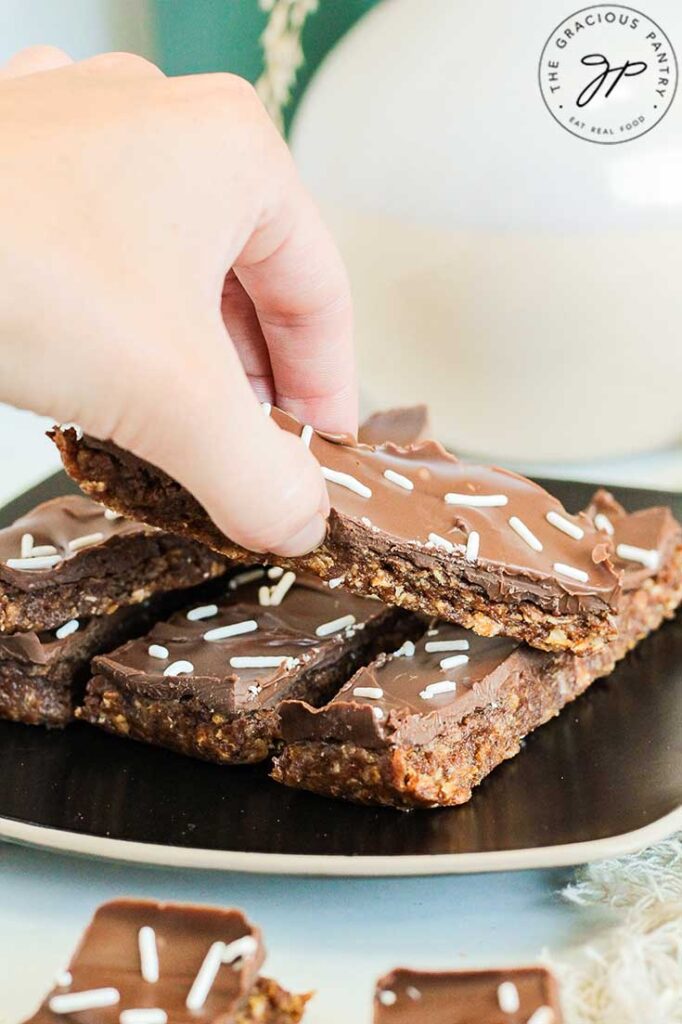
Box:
(1, 805), (680, 876)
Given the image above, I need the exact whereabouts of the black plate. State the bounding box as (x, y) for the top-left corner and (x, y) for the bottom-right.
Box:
(0, 473), (680, 873)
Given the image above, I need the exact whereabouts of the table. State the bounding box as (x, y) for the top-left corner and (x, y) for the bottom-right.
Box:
(0, 400), (669, 1022)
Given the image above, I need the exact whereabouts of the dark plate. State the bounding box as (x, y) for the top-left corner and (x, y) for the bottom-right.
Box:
(0, 473), (680, 875)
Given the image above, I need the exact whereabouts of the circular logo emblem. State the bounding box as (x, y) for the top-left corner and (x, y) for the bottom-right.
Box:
(539, 4), (677, 143)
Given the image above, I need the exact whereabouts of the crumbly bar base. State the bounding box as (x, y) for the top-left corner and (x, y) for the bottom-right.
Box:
(78, 610), (418, 764)
(54, 431), (616, 654)
(237, 977), (310, 1024)
(272, 547), (682, 809)
(0, 667), (71, 727)
(0, 535), (226, 634)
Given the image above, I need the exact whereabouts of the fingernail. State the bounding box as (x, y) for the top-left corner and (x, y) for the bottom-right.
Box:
(274, 512), (327, 557)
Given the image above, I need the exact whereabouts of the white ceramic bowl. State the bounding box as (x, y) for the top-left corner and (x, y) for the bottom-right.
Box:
(291, 0), (682, 461)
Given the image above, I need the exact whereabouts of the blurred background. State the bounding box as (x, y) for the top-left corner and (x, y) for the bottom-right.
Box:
(2, 0), (681, 502)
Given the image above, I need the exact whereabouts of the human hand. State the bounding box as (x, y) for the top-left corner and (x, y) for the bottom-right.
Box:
(0, 47), (356, 555)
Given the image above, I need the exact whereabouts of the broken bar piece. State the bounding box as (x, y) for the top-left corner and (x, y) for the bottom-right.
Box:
(79, 572), (417, 764)
(373, 966), (562, 1023)
(53, 411), (621, 654)
(0, 495), (228, 634)
(22, 898), (309, 1023)
(272, 495), (682, 808)
(0, 604), (165, 728)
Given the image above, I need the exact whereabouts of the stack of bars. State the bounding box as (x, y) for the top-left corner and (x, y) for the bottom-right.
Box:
(0, 495), (228, 727)
(2, 407), (680, 810)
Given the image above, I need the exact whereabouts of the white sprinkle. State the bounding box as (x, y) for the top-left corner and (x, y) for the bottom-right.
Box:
(186, 941), (225, 1011)
(138, 925), (159, 984)
(594, 512), (614, 536)
(444, 492), (508, 507)
(163, 660), (194, 677)
(120, 1011), (167, 1024)
(353, 686), (384, 699)
(616, 543), (660, 572)
(373, 707), (384, 720)
(440, 654), (469, 670)
(261, 402), (272, 417)
(49, 989), (120, 1014)
(55, 619), (79, 640)
(230, 656), (297, 669)
(427, 628), (439, 636)
(322, 466), (372, 499)
(222, 935), (259, 965)
(54, 971), (72, 987)
(6, 555), (62, 570)
(553, 562), (589, 584)
(300, 424), (314, 448)
(68, 532), (104, 552)
(258, 585), (271, 607)
(378, 990), (397, 1006)
(361, 516), (373, 528)
(31, 545), (59, 556)
(546, 510), (584, 540)
(316, 614), (356, 637)
(394, 640), (416, 657)
(425, 639), (469, 653)
(148, 644), (169, 660)
(328, 576), (345, 589)
(228, 568), (265, 590)
(104, 508), (122, 521)
(420, 680), (457, 700)
(383, 468), (414, 491)
(527, 1008), (555, 1024)
(465, 531), (480, 562)
(248, 684), (261, 696)
(267, 566), (284, 580)
(20, 533), (33, 558)
(186, 604), (218, 622)
(497, 980), (521, 1013)
(406, 986), (422, 1001)
(428, 532), (454, 553)
(269, 570), (296, 606)
(508, 515), (543, 552)
(204, 619), (258, 642)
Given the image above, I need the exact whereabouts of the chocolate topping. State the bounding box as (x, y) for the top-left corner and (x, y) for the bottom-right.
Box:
(0, 496), (148, 591)
(358, 405), (431, 446)
(585, 488), (682, 591)
(280, 623), (525, 748)
(93, 573), (390, 715)
(373, 967), (562, 1024)
(270, 409), (620, 612)
(0, 623), (81, 666)
(24, 899), (265, 1023)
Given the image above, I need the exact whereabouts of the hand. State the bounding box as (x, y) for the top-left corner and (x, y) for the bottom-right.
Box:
(0, 47), (356, 556)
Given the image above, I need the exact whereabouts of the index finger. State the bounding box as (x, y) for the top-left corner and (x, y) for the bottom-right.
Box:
(234, 176), (357, 436)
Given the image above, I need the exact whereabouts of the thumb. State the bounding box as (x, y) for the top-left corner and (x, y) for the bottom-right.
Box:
(109, 320), (329, 558)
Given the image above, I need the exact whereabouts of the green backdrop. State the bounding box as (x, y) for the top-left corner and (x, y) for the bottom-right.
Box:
(153, 0), (379, 134)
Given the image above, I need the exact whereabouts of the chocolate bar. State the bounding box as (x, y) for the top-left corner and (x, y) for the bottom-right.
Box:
(273, 494), (682, 808)
(79, 570), (417, 764)
(53, 412), (621, 654)
(23, 899), (309, 1023)
(0, 495), (227, 634)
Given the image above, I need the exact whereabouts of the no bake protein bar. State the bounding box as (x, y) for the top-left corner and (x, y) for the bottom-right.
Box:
(23, 899), (309, 1023)
(273, 494), (682, 808)
(79, 570), (416, 764)
(0, 495), (227, 634)
(53, 411), (621, 654)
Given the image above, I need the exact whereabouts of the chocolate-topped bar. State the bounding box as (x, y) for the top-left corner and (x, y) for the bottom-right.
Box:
(0, 495), (228, 634)
(273, 494), (682, 808)
(53, 411), (621, 654)
(0, 604), (163, 728)
(23, 899), (309, 1023)
(79, 570), (417, 764)
(373, 966), (562, 1024)
(359, 405), (431, 446)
